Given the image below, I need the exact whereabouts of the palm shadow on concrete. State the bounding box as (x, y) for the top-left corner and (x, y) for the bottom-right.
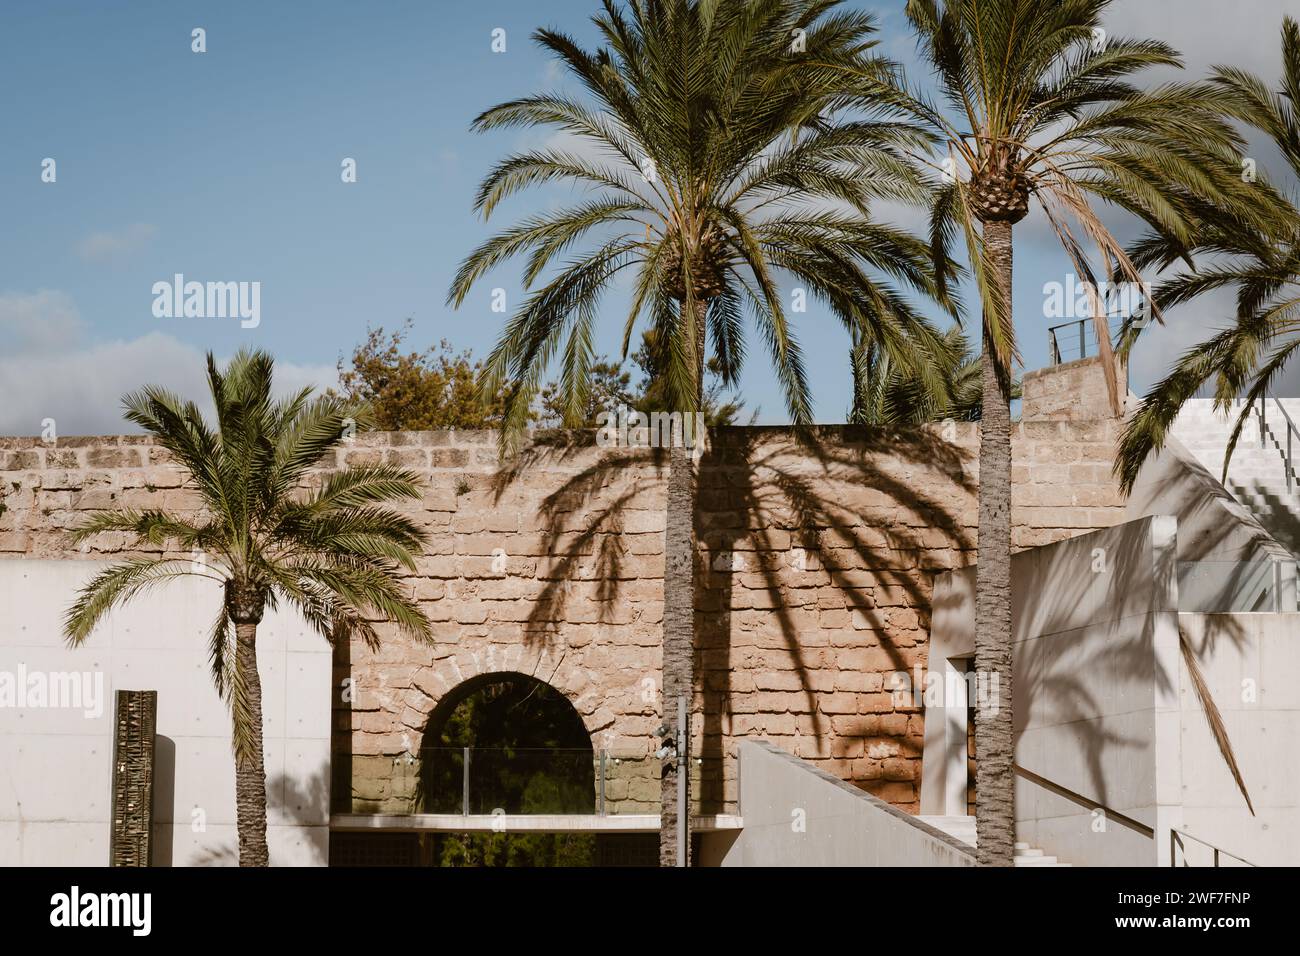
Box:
(159, 765), (331, 867)
(1229, 477), (1300, 558)
(951, 462), (1258, 815)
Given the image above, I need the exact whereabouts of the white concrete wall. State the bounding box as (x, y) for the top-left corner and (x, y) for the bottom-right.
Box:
(924, 517), (1175, 865)
(718, 740), (975, 867)
(1175, 613), (1300, 867)
(1010, 517), (1179, 867)
(926, 509), (1300, 866)
(0, 559), (331, 866)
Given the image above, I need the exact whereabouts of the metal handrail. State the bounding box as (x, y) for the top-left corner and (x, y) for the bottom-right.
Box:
(1013, 765), (1154, 838)
(1170, 828), (1257, 867)
(1270, 396), (1300, 490)
(1014, 767), (1259, 866)
(1048, 319), (1090, 365)
(1246, 394), (1300, 489)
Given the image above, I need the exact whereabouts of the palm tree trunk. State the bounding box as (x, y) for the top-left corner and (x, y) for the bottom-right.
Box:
(658, 299), (706, 867)
(234, 621), (270, 867)
(974, 218), (1015, 867)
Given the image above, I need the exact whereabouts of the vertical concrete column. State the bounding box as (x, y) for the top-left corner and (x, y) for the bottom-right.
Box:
(942, 657), (970, 816)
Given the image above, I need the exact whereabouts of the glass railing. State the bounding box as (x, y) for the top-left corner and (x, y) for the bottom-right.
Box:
(1176, 555), (1296, 612)
(338, 748), (728, 818)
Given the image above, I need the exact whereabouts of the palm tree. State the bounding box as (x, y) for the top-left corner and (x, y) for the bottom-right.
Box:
(632, 328), (757, 426)
(1117, 17), (1300, 490)
(847, 0), (1268, 865)
(63, 350), (432, 866)
(448, 0), (951, 864)
(851, 325), (992, 424)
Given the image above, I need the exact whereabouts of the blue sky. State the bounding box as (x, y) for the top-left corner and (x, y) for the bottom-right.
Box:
(1, 0), (1296, 434)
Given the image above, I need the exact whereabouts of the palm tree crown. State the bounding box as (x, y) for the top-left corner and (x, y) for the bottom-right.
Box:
(64, 350), (432, 757)
(448, 0), (954, 446)
(892, 0), (1270, 398)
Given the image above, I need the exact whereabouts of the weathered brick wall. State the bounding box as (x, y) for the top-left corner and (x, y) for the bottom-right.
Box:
(0, 414), (1128, 816)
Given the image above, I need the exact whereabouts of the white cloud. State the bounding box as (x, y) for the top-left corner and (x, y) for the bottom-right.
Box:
(75, 223), (158, 263)
(0, 290), (87, 354)
(1102, 1), (1291, 81)
(0, 292), (334, 436)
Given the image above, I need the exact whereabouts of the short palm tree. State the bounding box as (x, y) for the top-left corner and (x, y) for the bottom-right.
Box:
(851, 325), (988, 424)
(64, 350), (432, 866)
(848, 0), (1269, 865)
(448, 0), (951, 864)
(1117, 17), (1300, 490)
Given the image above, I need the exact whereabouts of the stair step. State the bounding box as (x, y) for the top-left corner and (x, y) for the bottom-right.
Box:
(1169, 404), (1300, 559)
(917, 815), (977, 846)
(917, 819), (1070, 863)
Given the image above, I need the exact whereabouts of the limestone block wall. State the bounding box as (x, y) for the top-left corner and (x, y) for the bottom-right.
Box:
(1021, 355), (1127, 423)
(0, 417), (1128, 816)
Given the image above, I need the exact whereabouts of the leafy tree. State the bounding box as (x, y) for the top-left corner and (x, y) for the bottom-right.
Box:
(447, 0), (949, 864)
(335, 320), (512, 430)
(64, 350), (432, 866)
(538, 357), (638, 428)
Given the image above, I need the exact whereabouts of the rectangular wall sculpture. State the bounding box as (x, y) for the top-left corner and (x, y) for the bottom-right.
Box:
(110, 689), (157, 867)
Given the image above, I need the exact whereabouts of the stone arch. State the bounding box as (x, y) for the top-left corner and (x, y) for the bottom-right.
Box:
(415, 670), (597, 814)
(403, 644), (618, 751)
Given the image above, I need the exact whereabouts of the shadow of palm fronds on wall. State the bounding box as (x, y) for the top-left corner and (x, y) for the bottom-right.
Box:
(485, 424), (978, 814)
(696, 425), (975, 812)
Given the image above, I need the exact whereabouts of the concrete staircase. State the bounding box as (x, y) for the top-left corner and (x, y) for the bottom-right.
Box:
(1168, 399), (1300, 557)
(918, 815), (1071, 866)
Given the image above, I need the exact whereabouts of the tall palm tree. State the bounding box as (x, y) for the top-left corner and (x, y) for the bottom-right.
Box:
(64, 350), (432, 866)
(1117, 17), (1300, 490)
(845, 0), (1267, 865)
(448, 0), (951, 865)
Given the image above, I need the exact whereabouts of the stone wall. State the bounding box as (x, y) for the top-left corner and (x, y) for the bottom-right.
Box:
(1021, 355), (1127, 423)
(0, 412), (1129, 816)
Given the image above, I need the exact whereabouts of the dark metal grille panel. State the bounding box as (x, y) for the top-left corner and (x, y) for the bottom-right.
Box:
(329, 832), (420, 866)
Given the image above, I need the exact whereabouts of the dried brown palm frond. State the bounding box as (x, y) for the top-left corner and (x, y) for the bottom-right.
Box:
(1180, 626), (1255, 816)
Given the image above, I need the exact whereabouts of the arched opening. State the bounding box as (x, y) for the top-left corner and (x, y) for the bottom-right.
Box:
(419, 671), (595, 814)
(417, 672), (597, 866)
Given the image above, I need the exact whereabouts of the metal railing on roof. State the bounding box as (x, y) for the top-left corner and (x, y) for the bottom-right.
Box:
(1046, 317), (1126, 366)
